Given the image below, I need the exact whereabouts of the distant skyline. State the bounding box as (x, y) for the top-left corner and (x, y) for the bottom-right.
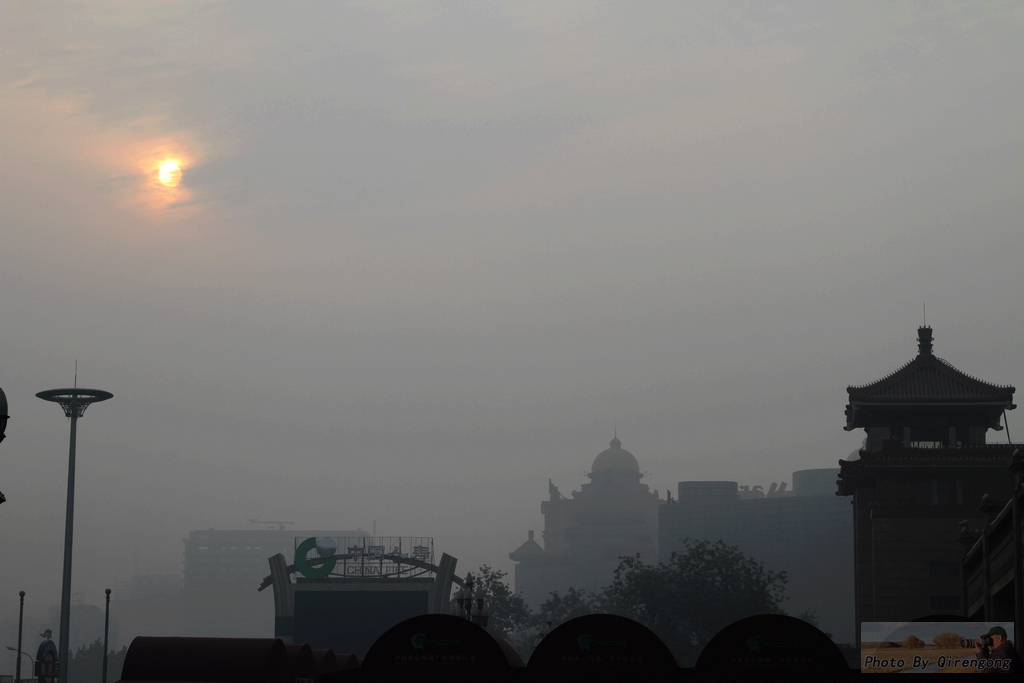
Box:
(2, 1), (1022, 649)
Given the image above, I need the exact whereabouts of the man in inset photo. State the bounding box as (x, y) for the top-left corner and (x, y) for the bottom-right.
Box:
(973, 626), (1020, 673)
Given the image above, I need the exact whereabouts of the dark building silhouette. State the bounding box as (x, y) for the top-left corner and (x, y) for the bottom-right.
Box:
(962, 448), (1023, 636)
(837, 327), (1017, 640)
(261, 536), (461, 656)
(510, 436), (661, 607)
(659, 470), (854, 643)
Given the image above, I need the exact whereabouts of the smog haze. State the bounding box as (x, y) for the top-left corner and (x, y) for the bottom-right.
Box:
(1, 0), (1022, 652)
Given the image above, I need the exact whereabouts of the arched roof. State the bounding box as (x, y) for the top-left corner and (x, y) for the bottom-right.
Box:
(592, 437), (640, 473)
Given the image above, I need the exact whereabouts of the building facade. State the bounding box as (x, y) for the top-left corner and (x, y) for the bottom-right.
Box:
(837, 326), (1017, 641)
(261, 536), (461, 656)
(962, 447), (1023, 641)
(510, 436), (661, 607)
(659, 469), (855, 643)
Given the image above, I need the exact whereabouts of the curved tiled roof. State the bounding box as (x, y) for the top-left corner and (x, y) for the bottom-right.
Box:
(848, 356), (1015, 404)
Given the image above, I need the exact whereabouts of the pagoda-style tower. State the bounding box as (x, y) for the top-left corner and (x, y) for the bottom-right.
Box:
(844, 326), (1014, 450)
(838, 327), (1017, 634)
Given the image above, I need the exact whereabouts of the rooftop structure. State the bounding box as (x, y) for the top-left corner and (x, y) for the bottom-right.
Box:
(843, 326), (1015, 450)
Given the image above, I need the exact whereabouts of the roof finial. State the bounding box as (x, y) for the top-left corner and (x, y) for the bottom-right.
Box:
(917, 325), (933, 357)
(610, 424), (621, 449)
(923, 302), (926, 327)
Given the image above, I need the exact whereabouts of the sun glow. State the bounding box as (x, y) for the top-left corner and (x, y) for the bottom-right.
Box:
(109, 135), (200, 216)
(158, 160), (182, 187)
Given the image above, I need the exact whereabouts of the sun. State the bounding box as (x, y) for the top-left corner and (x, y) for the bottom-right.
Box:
(158, 160), (182, 187)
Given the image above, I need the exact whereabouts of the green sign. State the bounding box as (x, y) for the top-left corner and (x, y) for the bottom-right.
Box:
(295, 537), (336, 579)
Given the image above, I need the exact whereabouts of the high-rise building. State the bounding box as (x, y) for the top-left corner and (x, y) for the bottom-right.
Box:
(837, 326), (1017, 640)
(510, 436), (661, 607)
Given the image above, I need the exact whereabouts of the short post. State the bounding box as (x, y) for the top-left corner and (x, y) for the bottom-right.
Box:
(16, 591), (25, 683)
(102, 588), (111, 683)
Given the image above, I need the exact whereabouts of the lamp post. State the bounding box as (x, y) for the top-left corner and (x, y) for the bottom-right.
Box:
(16, 591), (26, 683)
(36, 387), (112, 683)
(102, 589), (111, 683)
(451, 573), (489, 628)
(6, 648), (32, 682)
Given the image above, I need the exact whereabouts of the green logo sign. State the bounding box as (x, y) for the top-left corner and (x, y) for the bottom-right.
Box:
(295, 537), (336, 579)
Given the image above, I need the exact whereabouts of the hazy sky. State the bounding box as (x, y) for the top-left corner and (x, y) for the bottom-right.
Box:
(2, 0), (1022, 634)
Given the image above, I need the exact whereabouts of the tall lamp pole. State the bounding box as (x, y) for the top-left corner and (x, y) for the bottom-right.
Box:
(36, 387), (112, 683)
(16, 591), (25, 683)
(102, 589), (111, 683)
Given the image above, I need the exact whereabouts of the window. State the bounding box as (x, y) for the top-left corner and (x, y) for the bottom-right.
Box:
(929, 595), (961, 611)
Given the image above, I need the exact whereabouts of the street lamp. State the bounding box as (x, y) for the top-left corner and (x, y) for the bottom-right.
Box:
(36, 387), (112, 683)
(6, 647), (32, 682)
(451, 572), (489, 628)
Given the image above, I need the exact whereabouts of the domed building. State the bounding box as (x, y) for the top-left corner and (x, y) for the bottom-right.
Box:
(509, 435), (661, 608)
(590, 436), (642, 482)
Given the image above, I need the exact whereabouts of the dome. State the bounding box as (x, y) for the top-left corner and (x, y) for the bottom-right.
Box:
(591, 437), (640, 473)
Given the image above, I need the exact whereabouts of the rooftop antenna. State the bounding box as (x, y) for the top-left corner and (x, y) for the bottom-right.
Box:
(923, 302), (926, 327)
(74, 360), (78, 388)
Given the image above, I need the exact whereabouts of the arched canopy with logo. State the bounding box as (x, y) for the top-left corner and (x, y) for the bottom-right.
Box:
(695, 614), (851, 681)
(361, 613), (522, 680)
(528, 613), (679, 680)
